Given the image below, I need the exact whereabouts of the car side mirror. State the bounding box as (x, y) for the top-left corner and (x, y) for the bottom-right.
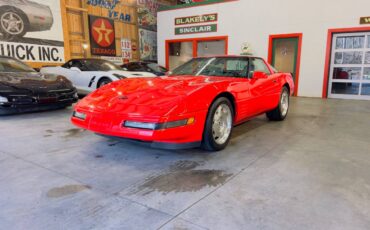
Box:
(70, 67), (81, 72)
(252, 71), (268, 79)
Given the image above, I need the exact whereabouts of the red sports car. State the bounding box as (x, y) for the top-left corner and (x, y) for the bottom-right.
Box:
(71, 56), (294, 151)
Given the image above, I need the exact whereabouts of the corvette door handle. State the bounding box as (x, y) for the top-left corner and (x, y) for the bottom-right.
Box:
(272, 79), (277, 83)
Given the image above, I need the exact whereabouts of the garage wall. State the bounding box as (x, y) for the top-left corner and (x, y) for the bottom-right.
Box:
(157, 0), (370, 97)
(63, 0), (139, 61)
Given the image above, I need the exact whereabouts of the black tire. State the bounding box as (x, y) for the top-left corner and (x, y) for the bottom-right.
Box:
(201, 97), (234, 151)
(0, 9), (28, 40)
(266, 86), (290, 121)
(97, 78), (112, 88)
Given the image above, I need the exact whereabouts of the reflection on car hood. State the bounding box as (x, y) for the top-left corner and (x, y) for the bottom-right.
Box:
(77, 75), (232, 116)
(0, 72), (73, 93)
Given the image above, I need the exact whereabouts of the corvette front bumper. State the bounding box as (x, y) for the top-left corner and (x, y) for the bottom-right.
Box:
(71, 109), (208, 149)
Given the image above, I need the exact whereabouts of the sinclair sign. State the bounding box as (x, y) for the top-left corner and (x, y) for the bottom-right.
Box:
(174, 13), (218, 35)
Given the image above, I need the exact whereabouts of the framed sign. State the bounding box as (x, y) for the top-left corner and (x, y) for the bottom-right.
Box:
(0, 0), (65, 63)
(175, 24), (217, 35)
(121, 38), (132, 59)
(360, 17), (370, 24)
(175, 13), (218, 26)
(89, 15), (116, 56)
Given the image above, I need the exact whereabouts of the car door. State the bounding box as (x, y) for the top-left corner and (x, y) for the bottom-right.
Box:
(70, 60), (98, 93)
(248, 58), (279, 113)
(222, 57), (258, 121)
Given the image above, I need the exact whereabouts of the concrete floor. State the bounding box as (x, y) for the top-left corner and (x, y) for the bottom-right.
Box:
(0, 97), (370, 230)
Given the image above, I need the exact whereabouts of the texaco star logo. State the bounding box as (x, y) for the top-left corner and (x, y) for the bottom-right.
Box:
(91, 18), (114, 47)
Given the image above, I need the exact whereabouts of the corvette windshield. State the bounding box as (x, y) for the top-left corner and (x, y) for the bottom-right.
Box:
(0, 58), (35, 73)
(170, 57), (249, 77)
(147, 63), (167, 72)
(82, 59), (121, 71)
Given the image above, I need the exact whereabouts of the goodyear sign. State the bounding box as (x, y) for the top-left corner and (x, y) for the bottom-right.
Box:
(175, 24), (217, 35)
(360, 17), (370, 24)
(175, 13), (218, 26)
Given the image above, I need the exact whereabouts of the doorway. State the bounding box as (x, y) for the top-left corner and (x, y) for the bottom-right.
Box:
(268, 33), (303, 96)
(327, 32), (370, 100)
(166, 36), (228, 70)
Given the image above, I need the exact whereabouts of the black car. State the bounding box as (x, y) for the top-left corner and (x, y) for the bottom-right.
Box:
(121, 62), (167, 76)
(0, 57), (78, 115)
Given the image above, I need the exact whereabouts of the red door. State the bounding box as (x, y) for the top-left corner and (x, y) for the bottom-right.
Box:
(248, 58), (280, 113)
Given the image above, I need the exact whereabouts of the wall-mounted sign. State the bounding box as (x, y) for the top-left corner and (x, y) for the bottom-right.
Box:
(87, 0), (131, 22)
(89, 16), (116, 56)
(175, 13), (218, 26)
(360, 17), (370, 24)
(241, 42), (253, 55)
(137, 0), (160, 31)
(175, 24), (217, 35)
(0, 0), (64, 63)
(121, 38), (132, 59)
(139, 29), (157, 61)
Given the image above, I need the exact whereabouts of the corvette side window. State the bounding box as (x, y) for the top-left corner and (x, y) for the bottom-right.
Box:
(71, 61), (86, 71)
(250, 58), (271, 77)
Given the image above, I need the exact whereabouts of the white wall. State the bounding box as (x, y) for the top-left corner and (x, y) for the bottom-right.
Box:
(158, 0), (370, 97)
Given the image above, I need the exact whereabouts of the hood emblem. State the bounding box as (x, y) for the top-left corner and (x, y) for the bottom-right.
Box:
(118, 95), (128, 100)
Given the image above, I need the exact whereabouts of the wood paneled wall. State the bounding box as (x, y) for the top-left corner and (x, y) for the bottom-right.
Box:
(63, 0), (139, 62)
(31, 0), (176, 68)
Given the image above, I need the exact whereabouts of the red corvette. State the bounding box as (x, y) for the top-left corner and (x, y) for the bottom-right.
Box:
(71, 56), (294, 151)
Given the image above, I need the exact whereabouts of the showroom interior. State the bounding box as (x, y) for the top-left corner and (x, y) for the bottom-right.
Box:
(1, 0), (370, 229)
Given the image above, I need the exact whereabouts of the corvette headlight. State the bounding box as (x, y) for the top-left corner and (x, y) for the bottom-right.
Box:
(0, 96), (8, 104)
(123, 118), (195, 130)
(124, 121), (157, 130)
(113, 74), (127, 79)
(73, 111), (86, 120)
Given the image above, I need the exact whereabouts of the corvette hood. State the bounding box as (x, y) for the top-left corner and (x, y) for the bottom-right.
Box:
(0, 72), (73, 94)
(78, 75), (231, 116)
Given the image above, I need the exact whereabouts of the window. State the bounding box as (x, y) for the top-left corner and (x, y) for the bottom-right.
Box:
(249, 58), (270, 77)
(329, 32), (370, 100)
(170, 57), (249, 78)
(70, 61), (83, 69)
(128, 63), (144, 71)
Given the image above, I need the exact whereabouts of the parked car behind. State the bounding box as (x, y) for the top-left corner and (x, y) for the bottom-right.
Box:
(121, 62), (168, 76)
(40, 59), (156, 95)
(0, 0), (53, 39)
(0, 56), (78, 115)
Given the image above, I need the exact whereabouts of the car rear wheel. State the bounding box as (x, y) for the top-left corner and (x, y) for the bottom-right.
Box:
(201, 97), (233, 151)
(0, 11), (27, 39)
(266, 86), (290, 121)
(97, 78), (112, 88)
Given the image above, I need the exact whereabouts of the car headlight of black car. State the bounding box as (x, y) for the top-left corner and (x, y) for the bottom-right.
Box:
(0, 95), (8, 104)
(113, 74), (127, 79)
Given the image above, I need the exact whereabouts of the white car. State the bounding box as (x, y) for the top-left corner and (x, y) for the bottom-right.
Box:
(40, 59), (156, 95)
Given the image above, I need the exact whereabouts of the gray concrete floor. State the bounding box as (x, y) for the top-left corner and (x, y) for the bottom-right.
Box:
(0, 97), (370, 230)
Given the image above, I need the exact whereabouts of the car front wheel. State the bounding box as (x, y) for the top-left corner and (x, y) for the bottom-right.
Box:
(97, 78), (112, 88)
(201, 97), (233, 151)
(0, 11), (27, 39)
(266, 86), (290, 121)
